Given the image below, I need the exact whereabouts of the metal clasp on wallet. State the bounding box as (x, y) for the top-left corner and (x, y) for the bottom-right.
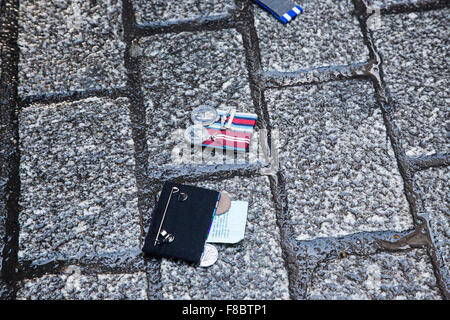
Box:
(154, 186), (179, 246)
(153, 186), (189, 246)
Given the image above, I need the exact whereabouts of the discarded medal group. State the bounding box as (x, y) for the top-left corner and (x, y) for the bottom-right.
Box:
(184, 105), (258, 152)
(142, 106), (252, 267)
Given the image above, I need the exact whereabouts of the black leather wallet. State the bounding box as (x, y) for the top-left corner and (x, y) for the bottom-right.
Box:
(142, 181), (221, 265)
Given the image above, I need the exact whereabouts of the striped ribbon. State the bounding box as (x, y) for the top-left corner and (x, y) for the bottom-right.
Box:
(202, 110), (257, 152)
(253, 0), (303, 24)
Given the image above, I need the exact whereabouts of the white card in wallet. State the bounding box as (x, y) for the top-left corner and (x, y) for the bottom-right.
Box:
(206, 201), (248, 244)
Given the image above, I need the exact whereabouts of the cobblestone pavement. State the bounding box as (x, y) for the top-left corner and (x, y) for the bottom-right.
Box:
(0, 0), (448, 300)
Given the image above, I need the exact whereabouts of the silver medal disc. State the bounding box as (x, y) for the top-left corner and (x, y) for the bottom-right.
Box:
(184, 125), (210, 145)
(191, 106), (218, 126)
(199, 244), (218, 267)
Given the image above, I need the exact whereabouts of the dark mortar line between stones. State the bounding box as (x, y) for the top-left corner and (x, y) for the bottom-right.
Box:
(303, 246), (426, 299)
(146, 163), (264, 185)
(235, 1), (272, 135)
(233, 0), (303, 300)
(269, 172), (304, 299)
(408, 153), (450, 172)
(425, 244), (449, 299)
(122, 0), (163, 300)
(0, 0), (21, 300)
(18, 87), (129, 108)
(16, 254), (149, 280)
(352, 0), (449, 299)
(353, 0), (419, 227)
(292, 225), (442, 299)
(377, 0), (450, 15)
(122, 0), (146, 253)
(131, 1), (254, 38)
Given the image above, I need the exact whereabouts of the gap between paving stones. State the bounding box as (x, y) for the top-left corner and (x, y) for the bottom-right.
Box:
(0, 0), (21, 300)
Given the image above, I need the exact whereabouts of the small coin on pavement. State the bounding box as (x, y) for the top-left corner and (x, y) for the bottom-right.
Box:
(199, 244), (218, 267)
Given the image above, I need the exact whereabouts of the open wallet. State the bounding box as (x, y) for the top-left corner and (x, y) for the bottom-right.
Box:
(142, 181), (221, 265)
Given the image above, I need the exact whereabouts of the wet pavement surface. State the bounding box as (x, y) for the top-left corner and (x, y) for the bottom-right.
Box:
(0, 0), (448, 300)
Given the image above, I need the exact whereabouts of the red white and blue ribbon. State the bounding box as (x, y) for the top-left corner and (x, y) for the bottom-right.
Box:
(202, 110), (257, 152)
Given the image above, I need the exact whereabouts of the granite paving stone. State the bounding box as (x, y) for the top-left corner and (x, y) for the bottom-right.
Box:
(18, 97), (140, 263)
(254, 0), (369, 72)
(266, 80), (413, 240)
(414, 166), (449, 290)
(18, 0), (127, 96)
(306, 249), (442, 299)
(132, 0), (235, 24)
(146, 176), (290, 299)
(373, 9), (449, 156)
(139, 30), (253, 171)
(17, 266), (147, 299)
